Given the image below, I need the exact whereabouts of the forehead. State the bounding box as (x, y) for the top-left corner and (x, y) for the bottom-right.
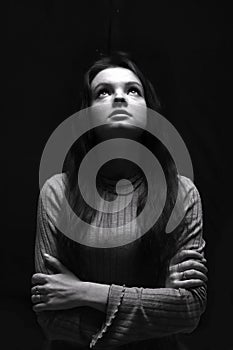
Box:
(91, 67), (142, 89)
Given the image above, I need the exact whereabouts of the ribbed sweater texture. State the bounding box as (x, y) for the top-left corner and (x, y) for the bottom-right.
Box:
(34, 173), (207, 350)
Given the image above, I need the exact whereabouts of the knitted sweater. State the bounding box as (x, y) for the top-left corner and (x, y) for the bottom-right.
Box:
(34, 173), (207, 350)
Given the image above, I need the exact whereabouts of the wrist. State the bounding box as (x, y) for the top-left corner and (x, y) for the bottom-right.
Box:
(84, 282), (110, 312)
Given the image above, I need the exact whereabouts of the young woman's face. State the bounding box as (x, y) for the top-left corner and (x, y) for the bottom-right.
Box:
(89, 67), (147, 138)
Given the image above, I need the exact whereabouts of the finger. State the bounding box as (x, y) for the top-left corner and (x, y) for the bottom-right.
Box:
(33, 302), (49, 312)
(31, 285), (47, 295)
(31, 294), (48, 304)
(44, 254), (68, 274)
(31, 273), (48, 285)
(171, 250), (205, 264)
(173, 279), (207, 289)
(171, 260), (208, 275)
(170, 250), (206, 265)
(180, 270), (208, 282)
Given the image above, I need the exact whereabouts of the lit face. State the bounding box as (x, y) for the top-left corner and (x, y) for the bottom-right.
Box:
(89, 67), (147, 140)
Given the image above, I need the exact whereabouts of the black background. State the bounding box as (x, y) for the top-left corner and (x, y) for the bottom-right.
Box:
(6, 1), (233, 349)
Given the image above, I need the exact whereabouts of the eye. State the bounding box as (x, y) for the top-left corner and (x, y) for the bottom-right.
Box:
(128, 86), (141, 96)
(96, 88), (111, 98)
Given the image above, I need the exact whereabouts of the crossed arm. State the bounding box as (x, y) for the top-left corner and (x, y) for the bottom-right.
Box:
(32, 177), (207, 348)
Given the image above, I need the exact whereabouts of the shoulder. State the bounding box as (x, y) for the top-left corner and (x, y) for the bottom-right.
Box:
(178, 174), (198, 192)
(39, 173), (67, 218)
(178, 175), (201, 201)
(40, 173), (67, 199)
(177, 175), (202, 217)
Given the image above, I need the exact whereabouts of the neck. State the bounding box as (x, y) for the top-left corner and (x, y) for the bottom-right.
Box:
(99, 159), (141, 181)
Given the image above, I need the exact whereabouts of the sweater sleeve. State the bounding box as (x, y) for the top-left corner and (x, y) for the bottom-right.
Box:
(90, 177), (207, 349)
(34, 175), (106, 346)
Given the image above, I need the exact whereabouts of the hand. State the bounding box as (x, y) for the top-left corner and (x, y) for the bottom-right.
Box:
(165, 250), (208, 289)
(31, 254), (88, 312)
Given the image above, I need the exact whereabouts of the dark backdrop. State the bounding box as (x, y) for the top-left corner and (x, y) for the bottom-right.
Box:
(6, 1), (233, 349)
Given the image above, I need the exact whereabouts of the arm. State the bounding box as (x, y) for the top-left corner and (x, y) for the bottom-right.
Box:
(33, 177), (107, 346)
(88, 178), (207, 349)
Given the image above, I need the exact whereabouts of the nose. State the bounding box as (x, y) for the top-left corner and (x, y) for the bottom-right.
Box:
(114, 96), (125, 103)
(113, 90), (127, 106)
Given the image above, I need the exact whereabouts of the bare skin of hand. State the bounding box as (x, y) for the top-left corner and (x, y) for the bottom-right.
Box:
(31, 250), (207, 313)
(165, 250), (208, 289)
(31, 254), (89, 312)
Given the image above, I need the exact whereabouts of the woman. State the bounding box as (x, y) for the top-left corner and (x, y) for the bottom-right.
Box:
(32, 52), (208, 350)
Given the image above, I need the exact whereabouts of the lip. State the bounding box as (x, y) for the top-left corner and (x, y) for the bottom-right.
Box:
(109, 110), (132, 119)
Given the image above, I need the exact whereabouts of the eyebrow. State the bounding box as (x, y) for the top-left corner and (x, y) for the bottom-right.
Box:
(92, 81), (143, 91)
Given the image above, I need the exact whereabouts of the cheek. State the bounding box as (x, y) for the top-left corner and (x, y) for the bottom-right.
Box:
(131, 103), (147, 125)
(89, 104), (110, 124)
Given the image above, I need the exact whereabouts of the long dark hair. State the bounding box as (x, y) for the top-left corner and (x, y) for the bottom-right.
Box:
(63, 52), (185, 285)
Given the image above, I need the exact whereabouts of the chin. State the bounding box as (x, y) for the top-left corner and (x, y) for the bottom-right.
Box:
(95, 123), (144, 141)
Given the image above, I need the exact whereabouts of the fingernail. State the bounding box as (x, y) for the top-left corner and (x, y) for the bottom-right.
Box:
(44, 253), (50, 259)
